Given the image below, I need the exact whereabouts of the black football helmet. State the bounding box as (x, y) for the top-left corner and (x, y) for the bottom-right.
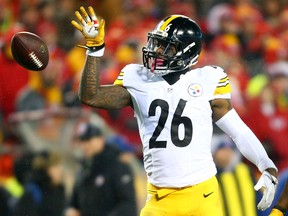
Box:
(142, 15), (203, 76)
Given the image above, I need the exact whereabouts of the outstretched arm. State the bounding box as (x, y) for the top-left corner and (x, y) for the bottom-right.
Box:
(79, 56), (131, 109)
(71, 6), (132, 109)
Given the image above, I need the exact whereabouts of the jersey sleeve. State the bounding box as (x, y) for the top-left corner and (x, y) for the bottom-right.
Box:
(211, 66), (231, 99)
(113, 64), (149, 90)
(113, 64), (138, 87)
(213, 74), (231, 99)
(114, 71), (124, 86)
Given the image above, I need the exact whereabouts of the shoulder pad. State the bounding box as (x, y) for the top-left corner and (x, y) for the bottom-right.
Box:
(208, 65), (225, 72)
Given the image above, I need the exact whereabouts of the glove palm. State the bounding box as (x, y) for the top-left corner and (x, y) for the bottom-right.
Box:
(71, 6), (105, 49)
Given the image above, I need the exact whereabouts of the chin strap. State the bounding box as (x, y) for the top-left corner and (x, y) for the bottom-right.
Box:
(189, 54), (199, 66)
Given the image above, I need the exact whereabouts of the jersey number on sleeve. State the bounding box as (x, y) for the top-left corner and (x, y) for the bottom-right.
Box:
(148, 99), (193, 149)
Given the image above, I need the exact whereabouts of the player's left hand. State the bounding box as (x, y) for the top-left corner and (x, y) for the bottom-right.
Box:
(254, 170), (278, 211)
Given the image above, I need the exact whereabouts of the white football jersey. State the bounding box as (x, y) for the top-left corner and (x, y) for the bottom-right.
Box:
(114, 64), (231, 187)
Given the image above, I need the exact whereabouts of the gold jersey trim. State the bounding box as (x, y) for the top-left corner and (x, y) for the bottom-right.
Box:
(113, 71), (124, 86)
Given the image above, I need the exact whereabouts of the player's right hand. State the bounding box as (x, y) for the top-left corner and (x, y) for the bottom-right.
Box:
(71, 6), (105, 51)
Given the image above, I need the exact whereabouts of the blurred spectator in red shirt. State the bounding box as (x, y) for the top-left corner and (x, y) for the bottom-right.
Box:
(18, 4), (41, 33)
(244, 68), (288, 171)
(105, 1), (157, 55)
(206, 3), (240, 36)
(208, 34), (250, 115)
(262, 36), (288, 65)
(260, 0), (287, 37)
(0, 24), (29, 120)
(167, 0), (200, 22)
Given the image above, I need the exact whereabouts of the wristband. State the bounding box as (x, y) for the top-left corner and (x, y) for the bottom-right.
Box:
(87, 43), (105, 52)
(86, 43), (105, 57)
(77, 43), (105, 57)
(86, 47), (105, 57)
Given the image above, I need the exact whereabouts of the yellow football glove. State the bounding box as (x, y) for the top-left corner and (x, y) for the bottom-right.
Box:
(71, 6), (105, 55)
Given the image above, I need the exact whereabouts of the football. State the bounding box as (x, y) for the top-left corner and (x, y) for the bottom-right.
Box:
(11, 31), (49, 71)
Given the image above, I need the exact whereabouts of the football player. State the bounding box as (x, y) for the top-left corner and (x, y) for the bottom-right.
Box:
(71, 6), (278, 216)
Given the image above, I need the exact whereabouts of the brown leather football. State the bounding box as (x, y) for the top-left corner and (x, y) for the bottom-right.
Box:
(11, 31), (49, 71)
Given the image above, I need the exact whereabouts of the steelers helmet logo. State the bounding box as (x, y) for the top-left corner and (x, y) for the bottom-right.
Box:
(188, 83), (203, 97)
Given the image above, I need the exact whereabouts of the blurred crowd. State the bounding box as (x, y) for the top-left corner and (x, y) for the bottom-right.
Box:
(0, 0), (288, 215)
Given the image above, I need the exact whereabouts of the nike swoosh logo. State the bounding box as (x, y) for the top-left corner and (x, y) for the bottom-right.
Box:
(203, 192), (214, 198)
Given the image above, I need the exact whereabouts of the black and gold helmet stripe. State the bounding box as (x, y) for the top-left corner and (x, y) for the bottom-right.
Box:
(159, 15), (181, 31)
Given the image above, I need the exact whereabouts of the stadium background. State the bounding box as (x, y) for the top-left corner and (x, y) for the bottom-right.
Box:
(0, 0), (287, 215)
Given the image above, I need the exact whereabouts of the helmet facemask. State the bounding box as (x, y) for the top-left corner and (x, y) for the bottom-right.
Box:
(143, 33), (181, 76)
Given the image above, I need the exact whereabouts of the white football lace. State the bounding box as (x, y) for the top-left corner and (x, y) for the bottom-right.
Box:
(29, 52), (43, 68)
